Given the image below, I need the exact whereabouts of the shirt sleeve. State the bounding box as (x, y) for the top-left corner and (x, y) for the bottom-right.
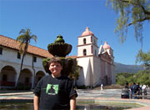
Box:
(68, 80), (78, 98)
(34, 77), (43, 96)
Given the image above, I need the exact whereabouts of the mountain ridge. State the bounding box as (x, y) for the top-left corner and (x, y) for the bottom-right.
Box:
(114, 62), (145, 73)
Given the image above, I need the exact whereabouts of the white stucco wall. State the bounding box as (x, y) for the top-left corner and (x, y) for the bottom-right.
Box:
(76, 67), (84, 86)
(77, 45), (93, 56)
(77, 57), (92, 86)
(0, 46), (47, 88)
(0, 47), (21, 64)
(78, 35), (92, 45)
(111, 64), (116, 84)
(77, 56), (102, 87)
(92, 57), (102, 86)
(93, 45), (98, 56)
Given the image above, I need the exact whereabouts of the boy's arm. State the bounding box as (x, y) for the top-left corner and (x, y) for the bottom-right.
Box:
(34, 95), (39, 110)
(70, 95), (76, 110)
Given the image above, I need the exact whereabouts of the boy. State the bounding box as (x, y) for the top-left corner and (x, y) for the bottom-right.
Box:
(34, 57), (77, 110)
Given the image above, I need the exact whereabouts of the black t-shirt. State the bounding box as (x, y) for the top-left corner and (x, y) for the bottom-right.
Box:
(34, 75), (77, 110)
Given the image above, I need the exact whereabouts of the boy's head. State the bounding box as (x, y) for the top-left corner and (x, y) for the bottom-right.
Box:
(48, 57), (63, 67)
(48, 57), (63, 77)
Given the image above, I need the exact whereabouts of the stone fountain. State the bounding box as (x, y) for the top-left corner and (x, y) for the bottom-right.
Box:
(42, 35), (79, 79)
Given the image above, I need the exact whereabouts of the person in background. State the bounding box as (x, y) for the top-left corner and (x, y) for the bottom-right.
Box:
(136, 83), (142, 99)
(129, 83), (131, 88)
(124, 82), (129, 89)
(101, 84), (103, 91)
(142, 84), (147, 95)
(121, 82), (130, 98)
(34, 57), (78, 110)
(131, 82), (136, 99)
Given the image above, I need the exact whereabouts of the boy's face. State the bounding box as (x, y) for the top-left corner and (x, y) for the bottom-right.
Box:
(49, 62), (62, 77)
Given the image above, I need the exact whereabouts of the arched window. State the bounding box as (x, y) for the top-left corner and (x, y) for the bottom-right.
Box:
(17, 52), (21, 59)
(0, 47), (3, 55)
(83, 38), (86, 44)
(83, 49), (86, 56)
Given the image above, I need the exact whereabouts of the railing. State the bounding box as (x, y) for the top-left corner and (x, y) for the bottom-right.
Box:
(121, 88), (150, 99)
(131, 89), (150, 99)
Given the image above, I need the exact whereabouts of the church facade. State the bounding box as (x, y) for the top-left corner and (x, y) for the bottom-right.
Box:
(76, 27), (115, 87)
(0, 27), (115, 89)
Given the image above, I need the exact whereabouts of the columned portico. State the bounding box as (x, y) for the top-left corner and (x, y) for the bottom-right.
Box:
(0, 35), (52, 89)
(0, 59), (47, 88)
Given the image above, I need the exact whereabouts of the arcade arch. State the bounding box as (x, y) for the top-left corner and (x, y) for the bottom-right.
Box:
(0, 66), (16, 86)
(18, 69), (32, 87)
(35, 71), (45, 84)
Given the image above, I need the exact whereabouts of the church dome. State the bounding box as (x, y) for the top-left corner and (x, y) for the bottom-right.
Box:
(81, 27), (94, 36)
(103, 42), (110, 49)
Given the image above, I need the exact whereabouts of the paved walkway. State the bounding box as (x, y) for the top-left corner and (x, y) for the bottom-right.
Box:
(0, 89), (150, 110)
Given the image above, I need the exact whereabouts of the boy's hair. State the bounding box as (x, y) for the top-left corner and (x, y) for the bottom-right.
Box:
(48, 57), (63, 67)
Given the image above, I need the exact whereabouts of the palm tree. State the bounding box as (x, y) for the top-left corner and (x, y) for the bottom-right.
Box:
(16, 28), (37, 88)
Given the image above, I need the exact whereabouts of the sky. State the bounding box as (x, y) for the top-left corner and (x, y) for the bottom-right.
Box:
(0, 0), (149, 65)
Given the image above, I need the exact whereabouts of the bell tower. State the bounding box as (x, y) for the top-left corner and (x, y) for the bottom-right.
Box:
(77, 27), (98, 57)
(76, 27), (99, 87)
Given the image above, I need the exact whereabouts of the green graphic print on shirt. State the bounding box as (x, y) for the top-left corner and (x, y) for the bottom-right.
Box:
(46, 84), (59, 95)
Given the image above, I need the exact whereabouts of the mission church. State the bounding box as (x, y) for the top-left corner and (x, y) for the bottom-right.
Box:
(0, 27), (115, 89)
(76, 27), (115, 87)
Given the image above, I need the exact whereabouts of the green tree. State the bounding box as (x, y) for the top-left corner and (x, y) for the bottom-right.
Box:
(135, 70), (150, 85)
(107, 0), (150, 77)
(16, 28), (37, 86)
(116, 72), (135, 85)
(106, 0), (150, 43)
(116, 71), (150, 86)
(126, 76), (135, 84)
(116, 75), (126, 85)
(136, 49), (150, 69)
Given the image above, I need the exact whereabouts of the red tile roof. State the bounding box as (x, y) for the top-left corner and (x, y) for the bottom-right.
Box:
(66, 55), (77, 59)
(0, 35), (53, 58)
(0, 35), (77, 59)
